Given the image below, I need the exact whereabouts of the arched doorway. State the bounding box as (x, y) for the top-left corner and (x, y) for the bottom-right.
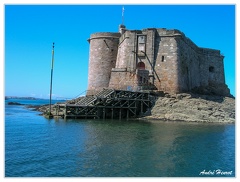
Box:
(137, 62), (145, 70)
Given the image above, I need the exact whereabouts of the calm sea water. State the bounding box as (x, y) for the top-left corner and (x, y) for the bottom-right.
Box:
(5, 99), (235, 177)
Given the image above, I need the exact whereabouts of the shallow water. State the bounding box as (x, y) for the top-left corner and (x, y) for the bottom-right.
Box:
(5, 99), (235, 177)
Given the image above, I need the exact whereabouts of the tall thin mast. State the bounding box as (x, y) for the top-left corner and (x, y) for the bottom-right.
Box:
(49, 42), (55, 116)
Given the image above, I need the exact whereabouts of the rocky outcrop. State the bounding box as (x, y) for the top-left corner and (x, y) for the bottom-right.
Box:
(144, 93), (235, 123)
(7, 102), (24, 105)
(35, 92), (235, 123)
(191, 83), (231, 97)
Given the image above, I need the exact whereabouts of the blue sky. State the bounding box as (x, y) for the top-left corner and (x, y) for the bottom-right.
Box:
(5, 4), (235, 99)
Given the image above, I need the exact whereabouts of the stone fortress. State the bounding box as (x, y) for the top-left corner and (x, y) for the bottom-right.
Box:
(87, 23), (231, 97)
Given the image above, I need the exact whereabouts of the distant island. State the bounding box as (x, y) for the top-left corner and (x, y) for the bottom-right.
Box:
(5, 96), (69, 101)
(5, 96), (41, 100)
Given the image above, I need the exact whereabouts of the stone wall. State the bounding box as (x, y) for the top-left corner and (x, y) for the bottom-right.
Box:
(177, 36), (201, 92)
(176, 34), (229, 96)
(112, 28), (182, 94)
(87, 27), (230, 96)
(154, 29), (180, 93)
(199, 48), (225, 86)
(115, 30), (140, 71)
(87, 32), (120, 95)
(109, 69), (137, 90)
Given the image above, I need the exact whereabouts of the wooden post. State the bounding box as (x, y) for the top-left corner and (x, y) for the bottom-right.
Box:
(119, 108), (121, 120)
(49, 42), (55, 118)
(134, 100), (137, 118)
(64, 105), (67, 120)
(111, 108), (114, 119)
(103, 108), (105, 119)
(127, 103), (129, 119)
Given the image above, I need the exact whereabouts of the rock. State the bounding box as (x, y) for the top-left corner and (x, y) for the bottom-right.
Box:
(25, 105), (42, 111)
(7, 102), (24, 105)
(144, 93), (235, 123)
(34, 92), (235, 123)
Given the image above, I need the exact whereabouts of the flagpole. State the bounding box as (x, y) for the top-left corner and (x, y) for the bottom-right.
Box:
(49, 42), (55, 117)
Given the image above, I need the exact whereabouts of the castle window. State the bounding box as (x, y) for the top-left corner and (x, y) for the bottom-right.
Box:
(209, 66), (214, 72)
(138, 35), (146, 43)
(137, 35), (146, 56)
(162, 56), (165, 62)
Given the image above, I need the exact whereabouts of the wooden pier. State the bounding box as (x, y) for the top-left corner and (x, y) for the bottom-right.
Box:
(54, 89), (156, 119)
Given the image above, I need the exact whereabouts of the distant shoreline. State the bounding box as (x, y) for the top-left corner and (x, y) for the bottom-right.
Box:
(5, 96), (44, 100)
(5, 96), (68, 101)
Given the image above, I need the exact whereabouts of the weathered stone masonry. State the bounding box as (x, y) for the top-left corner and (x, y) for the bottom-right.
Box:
(87, 25), (230, 96)
(87, 32), (120, 96)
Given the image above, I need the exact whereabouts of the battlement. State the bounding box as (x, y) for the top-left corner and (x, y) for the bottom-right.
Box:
(199, 48), (223, 57)
(156, 28), (183, 36)
(88, 32), (121, 42)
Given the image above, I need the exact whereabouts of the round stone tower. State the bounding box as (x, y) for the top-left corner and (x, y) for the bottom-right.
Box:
(87, 32), (121, 95)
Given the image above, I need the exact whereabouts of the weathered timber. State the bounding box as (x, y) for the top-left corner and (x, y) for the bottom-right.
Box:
(54, 89), (155, 119)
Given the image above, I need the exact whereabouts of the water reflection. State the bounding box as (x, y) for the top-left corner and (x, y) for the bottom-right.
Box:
(71, 120), (235, 177)
(5, 108), (235, 177)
